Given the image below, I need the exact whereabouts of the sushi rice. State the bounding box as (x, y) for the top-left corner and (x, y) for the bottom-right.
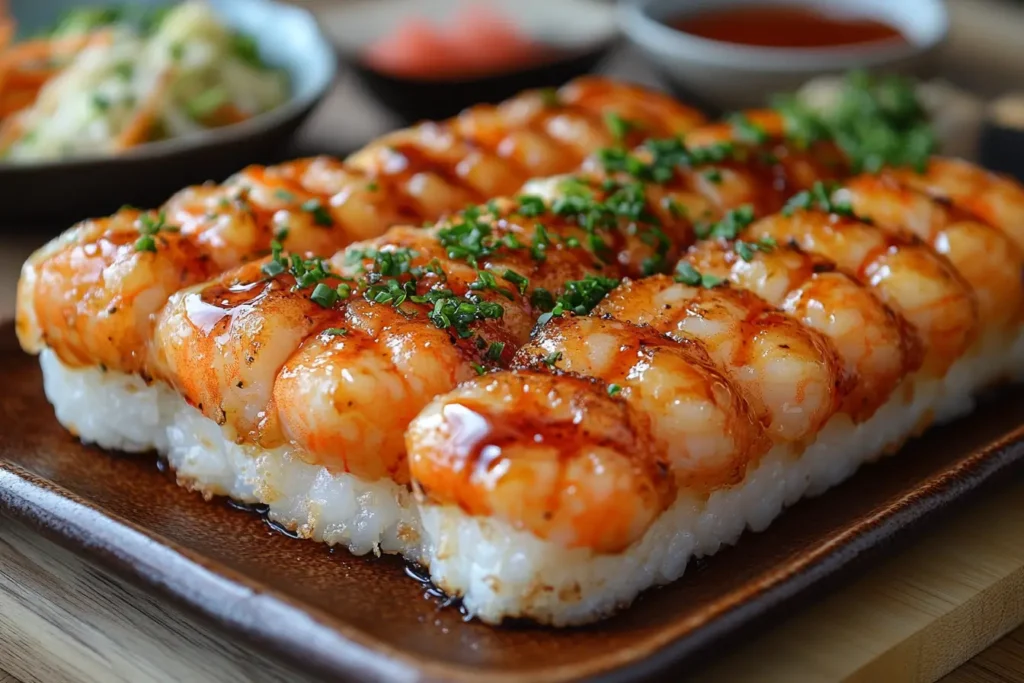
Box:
(37, 323), (1024, 625)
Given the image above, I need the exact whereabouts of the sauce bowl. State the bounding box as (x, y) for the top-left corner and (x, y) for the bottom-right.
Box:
(619, 0), (949, 112)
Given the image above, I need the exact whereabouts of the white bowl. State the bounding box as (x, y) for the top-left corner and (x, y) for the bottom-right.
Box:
(619, 0), (950, 112)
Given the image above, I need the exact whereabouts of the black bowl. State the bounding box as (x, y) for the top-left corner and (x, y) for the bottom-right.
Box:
(319, 0), (619, 125)
(978, 96), (1024, 184)
(344, 42), (616, 125)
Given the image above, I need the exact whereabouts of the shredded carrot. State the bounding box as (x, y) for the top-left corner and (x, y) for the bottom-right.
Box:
(0, 30), (112, 68)
(6, 66), (57, 89)
(114, 72), (170, 150)
(0, 29), (114, 135)
(0, 88), (33, 116)
(208, 102), (250, 127)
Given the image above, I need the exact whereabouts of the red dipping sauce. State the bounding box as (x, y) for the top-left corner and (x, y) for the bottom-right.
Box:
(668, 5), (906, 49)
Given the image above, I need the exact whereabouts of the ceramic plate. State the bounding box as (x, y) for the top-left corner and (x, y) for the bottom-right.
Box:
(1, 323), (1022, 682)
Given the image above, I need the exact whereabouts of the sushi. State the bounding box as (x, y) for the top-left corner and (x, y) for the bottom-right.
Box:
(17, 78), (1024, 627)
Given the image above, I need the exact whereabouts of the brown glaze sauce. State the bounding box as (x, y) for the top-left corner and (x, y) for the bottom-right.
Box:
(669, 6), (906, 49)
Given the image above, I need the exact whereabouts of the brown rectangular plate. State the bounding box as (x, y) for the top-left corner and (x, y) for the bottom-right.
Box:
(2, 320), (1023, 683)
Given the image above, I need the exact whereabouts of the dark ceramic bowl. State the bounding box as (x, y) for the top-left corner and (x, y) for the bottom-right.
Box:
(320, 0), (618, 125)
(979, 95), (1024, 184)
(1, 0), (336, 226)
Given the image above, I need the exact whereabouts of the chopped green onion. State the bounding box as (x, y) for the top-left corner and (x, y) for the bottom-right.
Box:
(301, 198), (334, 227)
(134, 235), (156, 253)
(674, 261), (702, 287)
(231, 33), (262, 67)
(501, 269), (529, 295)
(486, 341), (505, 362)
(186, 86), (228, 120)
(603, 112), (637, 143)
(310, 283), (339, 308)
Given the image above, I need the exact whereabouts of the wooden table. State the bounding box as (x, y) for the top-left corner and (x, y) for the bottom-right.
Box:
(5, 1), (1024, 680)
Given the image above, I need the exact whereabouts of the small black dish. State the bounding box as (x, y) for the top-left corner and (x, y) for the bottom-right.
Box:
(346, 45), (616, 125)
(1, 0), (336, 228)
(320, 0), (618, 125)
(978, 94), (1024, 184)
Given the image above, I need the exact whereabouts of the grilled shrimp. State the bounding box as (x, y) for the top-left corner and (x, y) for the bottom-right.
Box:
(748, 210), (978, 373)
(886, 157), (1024, 250)
(839, 174), (1024, 333)
(151, 180), (694, 481)
(17, 77), (705, 373)
(515, 316), (769, 490)
(685, 240), (920, 420)
(406, 369), (675, 553)
(595, 276), (846, 444)
(152, 260), (342, 443)
(682, 110), (849, 204)
(349, 78), (705, 204)
(581, 136), (843, 220)
(560, 76), (708, 135)
(17, 210), (219, 373)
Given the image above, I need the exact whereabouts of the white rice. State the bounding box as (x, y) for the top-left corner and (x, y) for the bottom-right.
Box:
(422, 329), (1024, 625)
(40, 350), (423, 560)
(36, 325), (1024, 626)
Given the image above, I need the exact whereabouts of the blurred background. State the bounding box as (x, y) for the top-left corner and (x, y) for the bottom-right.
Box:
(2, 0), (1024, 224)
(301, 0), (1024, 155)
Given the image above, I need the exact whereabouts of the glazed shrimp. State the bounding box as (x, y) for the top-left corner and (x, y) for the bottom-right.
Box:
(748, 210), (978, 373)
(515, 316), (770, 490)
(17, 78), (705, 373)
(682, 110), (849, 204)
(559, 76), (708, 135)
(685, 240), (920, 420)
(16, 209), (219, 373)
(342, 77), (706, 223)
(155, 178), (694, 482)
(886, 157), (1024, 249)
(151, 259), (344, 443)
(839, 174), (1024, 333)
(406, 369), (675, 553)
(595, 276), (847, 444)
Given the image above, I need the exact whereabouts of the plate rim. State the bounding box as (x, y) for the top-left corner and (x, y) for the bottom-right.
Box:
(3, 324), (1024, 683)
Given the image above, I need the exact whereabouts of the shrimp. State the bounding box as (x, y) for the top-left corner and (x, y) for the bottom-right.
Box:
(685, 240), (920, 420)
(515, 316), (770, 490)
(595, 276), (846, 444)
(682, 110), (849, 207)
(152, 178), (693, 481)
(151, 259), (341, 443)
(406, 369), (675, 553)
(886, 157), (1024, 250)
(747, 210), (978, 373)
(18, 77), (705, 373)
(559, 76), (708, 136)
(16, 209), (219, 373)
(839, 174), (1024, 333)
